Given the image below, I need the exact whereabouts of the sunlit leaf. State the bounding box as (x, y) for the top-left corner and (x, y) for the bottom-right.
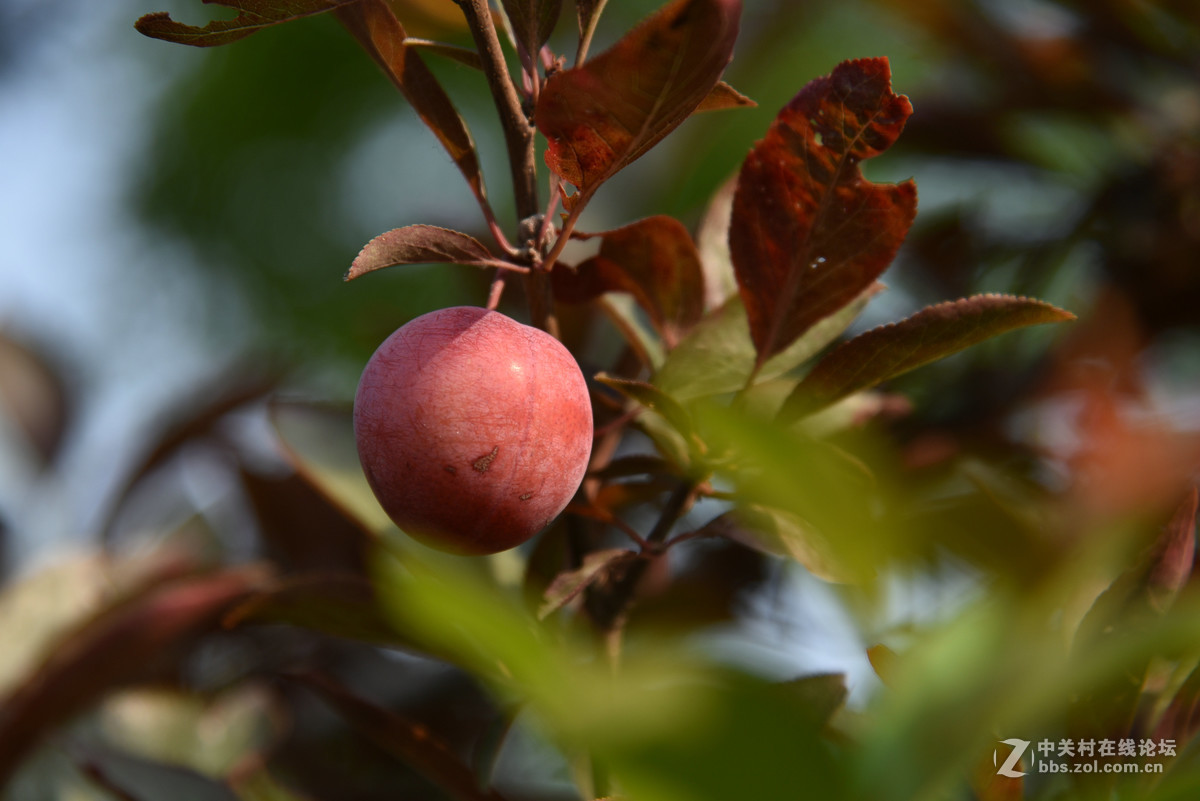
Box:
(538, 548), (638, 620)
(553, 216), (705, 347)
(135, 0), (358, 47)
(335, 0), (488, 209)
(346, 224), (507, 280)
(695, 80), (755, 112)
(730, 57), (916, 369)
(699, 506), (870, 583)
(536, 0), (741, 199)
(655, 285), (879, 401)
(595, 374), (697, 454)
(500, 0), (562, 59)
(780, 294), (1076, 420)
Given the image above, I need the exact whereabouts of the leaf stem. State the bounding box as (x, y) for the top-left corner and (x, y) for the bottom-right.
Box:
(576, 0), (609, 65)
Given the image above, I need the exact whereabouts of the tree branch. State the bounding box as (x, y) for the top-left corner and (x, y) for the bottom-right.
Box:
(454, 0), (558, 334)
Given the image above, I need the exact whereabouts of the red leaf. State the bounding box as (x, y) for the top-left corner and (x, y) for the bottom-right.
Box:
(536, 0), (741, 197)
(696, 81), (756, 113)
(335, 0), (488, 210)
(500, 0), (562, 60)
(730, 57), (916, 368)
(1147, 486), (1197, 612)
(0, 566), (267, 784)
(782, 294), (1076, 420)
(553, 216), (705, 346)
(135, 0), (358, 47)
(346, 225), (505, 280)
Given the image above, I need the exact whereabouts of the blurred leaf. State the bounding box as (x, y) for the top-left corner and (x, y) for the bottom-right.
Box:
(867, 643), (898, 687)
(0, 566), (269, 784)
(536, 0), (741, 201)
(694, 402), (895, 582)
(374, 549), (849, 800)
(0, 331), (69, 468)
(135, 0), (358, 47)
(346, 224), (507, 281)
(699, 505), (870, 583)
(783, 673), (848, 727)
(500, 0), (561, 59)
(223, 573), (405, 646)
(595, 374), (698, 460)
(695, 80), (755, 112)
(694, 175), (738, 310)
(554, 216), (704, 347)
(538, 548), (638, 620)
(68, 742), (242, 801)
(268, 400), (393, 536)
(101, 370), (278, 541)
(781, 294), (1076, 421)
(655, 285), (879, 401)
(293, 672), (508, 801)
(1070, 489), (1199, 737)
(730, 57), (916, 370)
(335, 0), (488, 209)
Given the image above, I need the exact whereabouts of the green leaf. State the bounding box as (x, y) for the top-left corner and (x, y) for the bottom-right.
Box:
(135, 0), (358, 47)
(595, 374), (697, 453)
(730, 57), (916, 369)
(781, 294), (1076, 420)
(655, 285), (879, 401)
(536, 0), (741, 201)
(554, 216), (705, 347)
(346, 225), (507, 281)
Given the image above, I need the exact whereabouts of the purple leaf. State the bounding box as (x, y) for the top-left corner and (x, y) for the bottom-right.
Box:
(782, 294), (1076, 420)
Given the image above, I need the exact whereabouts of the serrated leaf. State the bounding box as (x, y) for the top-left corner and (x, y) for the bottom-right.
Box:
(695, 81), (755, 112)
(536, 0), (741, 199)
(538, 548), (638, 619)
(781, 294), (1076, 420)
(553, 216), (704, 347)
(501, 0), (562, 59)
(731, 57), (916, 369)
(134, 0), (358, 47)
(655, 284), (879, 401)
(335, 0), (488, 210)
(346, 225), (504, 280)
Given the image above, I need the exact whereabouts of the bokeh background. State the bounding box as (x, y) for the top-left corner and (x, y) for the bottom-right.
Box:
(0, 1), (1198, 799)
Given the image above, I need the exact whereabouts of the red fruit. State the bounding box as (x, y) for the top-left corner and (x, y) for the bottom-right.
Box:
(354, 306), (594, 555)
